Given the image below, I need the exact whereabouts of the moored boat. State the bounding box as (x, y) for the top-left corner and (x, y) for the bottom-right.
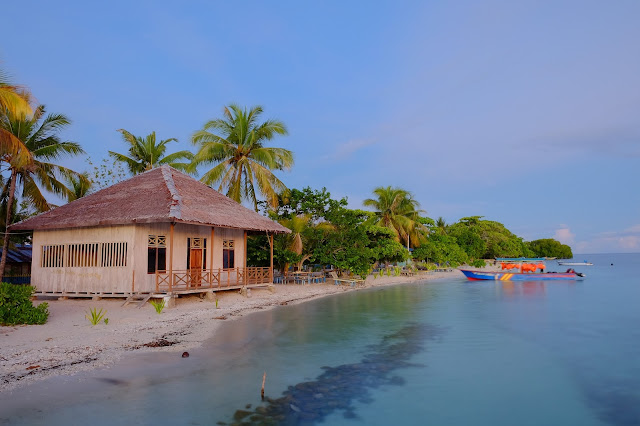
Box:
(557, 261), (593, 266)
(460, 269), (585, 281)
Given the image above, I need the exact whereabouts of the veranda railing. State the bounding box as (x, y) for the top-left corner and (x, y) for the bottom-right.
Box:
(155, 267), (271, 292)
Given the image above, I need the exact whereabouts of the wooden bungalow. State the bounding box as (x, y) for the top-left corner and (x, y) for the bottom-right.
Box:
(10, 165), (290, 299)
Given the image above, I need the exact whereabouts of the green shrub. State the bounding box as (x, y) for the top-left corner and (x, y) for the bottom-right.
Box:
(470, 259), (486, 268)
(0, 283), (49, 325)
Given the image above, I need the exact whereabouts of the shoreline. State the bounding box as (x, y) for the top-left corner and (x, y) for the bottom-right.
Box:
(0, 271), (458, 393)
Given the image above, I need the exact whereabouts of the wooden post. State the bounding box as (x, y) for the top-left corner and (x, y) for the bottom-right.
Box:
(244, 231), (247, 269)
(169, 222), (175, 292)
(261, 372), (266, 400)
(210, 227), (214, 288)
(131, 270), (135, 293)
(269, 233), (274, 284)
(244, 231), (248, 285)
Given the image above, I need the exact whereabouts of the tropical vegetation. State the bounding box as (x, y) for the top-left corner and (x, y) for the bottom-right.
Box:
(248, 188), (573, 275)
(526, 238), (573, 259)
(109, 129), (193, 174)
(363, 186), (426, 248)
(0, 65), (574, 282)
(66, 172), (92, 201)
(190, 104), (293, 210)
(0, 283), (48, 325)
(249, 187), (408, 278)
(0, 68), (33, 175)
(0, 105), (87, 282)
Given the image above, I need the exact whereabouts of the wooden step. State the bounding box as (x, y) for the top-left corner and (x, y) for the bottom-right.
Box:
(136, 294), (153, 308)
(122, 293), (151, 307)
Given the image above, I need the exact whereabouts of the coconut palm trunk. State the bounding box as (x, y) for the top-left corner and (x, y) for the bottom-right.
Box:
(0, 170), (17, 282)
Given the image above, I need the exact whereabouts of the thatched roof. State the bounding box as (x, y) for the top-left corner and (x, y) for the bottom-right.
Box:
(11, 166), (290, 234)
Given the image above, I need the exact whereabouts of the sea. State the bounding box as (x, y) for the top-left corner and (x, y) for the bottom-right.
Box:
(1, 253), (639, 425)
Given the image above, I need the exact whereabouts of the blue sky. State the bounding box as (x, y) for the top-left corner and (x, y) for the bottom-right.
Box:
(2, 0), (639, 253)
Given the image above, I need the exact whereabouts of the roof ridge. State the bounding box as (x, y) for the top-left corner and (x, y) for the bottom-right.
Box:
(161, 166), (182, 219)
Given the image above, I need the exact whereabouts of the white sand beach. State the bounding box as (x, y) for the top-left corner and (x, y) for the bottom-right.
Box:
(0, 271), (458, 392)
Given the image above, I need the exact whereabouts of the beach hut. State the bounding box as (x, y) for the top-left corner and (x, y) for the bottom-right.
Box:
(0, 245), (32, 283)
(10, 165), (290, 299)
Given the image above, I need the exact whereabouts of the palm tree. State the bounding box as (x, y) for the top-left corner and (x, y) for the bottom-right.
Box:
(435, 217), (448, 235)
(109, 129), (193, 175)
(363, 186), (426, 249)
(0, 105), (86, 281)
(190, 104), (293, 210)
(279, 214), (311, 271)
(278, 214), (334, 270)
(0, 68), (33, 168)
(66, 172), (92, 201)
(0, 68), (31, 117)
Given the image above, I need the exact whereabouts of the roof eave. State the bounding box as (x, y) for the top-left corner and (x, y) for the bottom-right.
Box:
(10, 217), (291, 234)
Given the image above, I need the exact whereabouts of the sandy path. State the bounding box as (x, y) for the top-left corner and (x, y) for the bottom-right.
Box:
(0, 271), (458, 392)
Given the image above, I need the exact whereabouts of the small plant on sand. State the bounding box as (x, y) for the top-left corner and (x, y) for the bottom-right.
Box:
(150, 299), (166, 314)
(215, 298), (219, 309)
(386, 268), (391, 276)
(86, 308), (107, 325)
(104, 318), (109, 325)
(394, 266), (401, 276)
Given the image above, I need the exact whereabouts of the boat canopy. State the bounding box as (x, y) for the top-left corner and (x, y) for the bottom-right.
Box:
(495, 257), (546, 262)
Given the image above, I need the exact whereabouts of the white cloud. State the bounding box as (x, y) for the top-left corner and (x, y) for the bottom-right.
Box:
(574, 227), (640, 254)
(554, 227), (575, 245)
(625, 224), (640, 233)
(321, 139), (376, 162)
(619, 235), (640, 250)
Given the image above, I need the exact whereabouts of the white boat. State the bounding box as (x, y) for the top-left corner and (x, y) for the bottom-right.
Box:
(557, 261), (593, 266)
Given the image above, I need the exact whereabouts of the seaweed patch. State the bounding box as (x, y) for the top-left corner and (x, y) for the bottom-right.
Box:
(223, 323), (443, 425)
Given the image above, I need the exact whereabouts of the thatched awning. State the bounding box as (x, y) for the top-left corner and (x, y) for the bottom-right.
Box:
(11, 165), (290, 234)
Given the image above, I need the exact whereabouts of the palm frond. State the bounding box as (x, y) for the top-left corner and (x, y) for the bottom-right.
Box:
(200, 160), (232, 187)
(192, 104), (292, 208)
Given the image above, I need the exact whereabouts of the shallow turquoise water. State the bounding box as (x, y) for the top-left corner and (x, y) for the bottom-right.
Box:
(2, 253), (639, 425)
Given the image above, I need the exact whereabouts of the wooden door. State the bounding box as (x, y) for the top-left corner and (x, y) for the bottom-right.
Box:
(190, 248), (203, 287)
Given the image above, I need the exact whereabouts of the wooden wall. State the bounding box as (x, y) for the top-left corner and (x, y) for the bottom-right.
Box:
(32, 225), (136, 293)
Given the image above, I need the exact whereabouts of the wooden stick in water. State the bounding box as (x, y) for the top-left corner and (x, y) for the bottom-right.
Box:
(261, 372), (266, 400)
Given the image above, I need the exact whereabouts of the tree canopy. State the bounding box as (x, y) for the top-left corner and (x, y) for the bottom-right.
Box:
(0, 105), (86, 281)
(248, 187), (407, 277)
(447, 216), (533, 259)
(109, 129), (193, 174)
(190, 104), (293, 211)
(363, 186), (426, 248)
(526, 238), (573, 258)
